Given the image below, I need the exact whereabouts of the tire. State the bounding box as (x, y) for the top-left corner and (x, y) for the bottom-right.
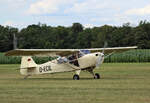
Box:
(73, 74), (80, 80)
(94, 73), (100, 79)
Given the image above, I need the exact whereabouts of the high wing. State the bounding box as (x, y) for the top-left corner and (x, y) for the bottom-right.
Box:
(5, 49), (78, 57)
(5, 46), (137, 57)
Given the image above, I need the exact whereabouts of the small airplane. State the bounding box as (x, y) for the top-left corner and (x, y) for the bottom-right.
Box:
(5, 46), (137, 80)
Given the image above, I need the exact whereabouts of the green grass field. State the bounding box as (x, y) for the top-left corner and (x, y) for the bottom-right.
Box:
(0, 63), (150, 103)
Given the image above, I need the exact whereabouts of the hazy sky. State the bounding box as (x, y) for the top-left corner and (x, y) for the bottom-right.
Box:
(1, 0), (150, 28)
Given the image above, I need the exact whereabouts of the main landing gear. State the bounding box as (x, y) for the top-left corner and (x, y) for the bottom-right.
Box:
(88, 69), (101, 79)
(73, 70), (80, 80)
(73, 69), (101, 80)
(94, 73), (100, 79)
(73, 74), (80, 80)
(73, 73), (100, 80)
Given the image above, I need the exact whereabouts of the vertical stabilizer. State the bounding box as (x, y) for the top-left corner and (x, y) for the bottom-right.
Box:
(20, 56), (37, 69)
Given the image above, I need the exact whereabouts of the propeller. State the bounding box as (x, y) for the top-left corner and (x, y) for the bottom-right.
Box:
(102, 41), (108, 54)
(96, 41), (107, 68)
(104, 52), (114, 59)
(96, 54), (104, 67)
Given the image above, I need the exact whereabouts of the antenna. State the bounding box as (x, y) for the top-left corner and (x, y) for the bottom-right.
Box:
(13, 33), (17, 49)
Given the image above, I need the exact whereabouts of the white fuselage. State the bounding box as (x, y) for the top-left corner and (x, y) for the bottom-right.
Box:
(20, 52), (104, 76)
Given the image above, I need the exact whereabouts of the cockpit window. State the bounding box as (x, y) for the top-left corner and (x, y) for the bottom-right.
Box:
(57, 57), (68, 64)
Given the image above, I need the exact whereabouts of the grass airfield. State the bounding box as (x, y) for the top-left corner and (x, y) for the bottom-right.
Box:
(0, 63), (150, 103)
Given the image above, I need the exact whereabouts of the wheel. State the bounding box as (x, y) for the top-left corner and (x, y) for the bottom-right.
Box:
(73, 74), (80, 80)
(94, 73), (100, 79)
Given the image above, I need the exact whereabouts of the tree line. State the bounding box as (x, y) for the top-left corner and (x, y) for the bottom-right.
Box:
(0, 21), (150, 52)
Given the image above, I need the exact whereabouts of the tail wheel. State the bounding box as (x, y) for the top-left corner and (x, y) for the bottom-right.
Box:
(73, 74), (80, 80)
(94, 73), (100, 79)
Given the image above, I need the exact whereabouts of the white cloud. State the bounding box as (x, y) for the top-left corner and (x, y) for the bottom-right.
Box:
(126, 5), (150, 15)
(0, 0), (28, 10)
(3, 21), (14, 26)
(0, 0), (27, 5)
(3, 20), (27, 29)
(0, 0), (25, 2)
(114, 14), (132, 23)
(28, 0), (75, 15)
(84, 24), (95, 28)
(65, 0), (108, 14)
(90, 18), (112, 22)
(1, 0), (150, 28)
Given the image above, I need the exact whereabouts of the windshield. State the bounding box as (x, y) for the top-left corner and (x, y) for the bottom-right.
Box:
(80, 50), (91, 54)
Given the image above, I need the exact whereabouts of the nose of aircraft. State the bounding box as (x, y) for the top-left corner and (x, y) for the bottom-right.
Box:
(96, 53), (104, 67)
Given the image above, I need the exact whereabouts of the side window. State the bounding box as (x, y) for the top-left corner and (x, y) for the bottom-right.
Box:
(57, 57), (68, 64)
(68, 54), (79, 67)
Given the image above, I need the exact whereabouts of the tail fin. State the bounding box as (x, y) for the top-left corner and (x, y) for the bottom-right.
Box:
(20, 56), (37, 69)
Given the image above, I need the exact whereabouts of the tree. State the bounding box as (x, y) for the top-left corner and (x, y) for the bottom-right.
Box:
(134, 21), (150, 49)
(91, 25), (114, 48)
(2, 21), (150, 52)
(71, 23), (83, 33)
(0, 25), (18, 52)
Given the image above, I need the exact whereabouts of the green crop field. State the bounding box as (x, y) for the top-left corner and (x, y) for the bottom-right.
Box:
(0, 63), (150, 103)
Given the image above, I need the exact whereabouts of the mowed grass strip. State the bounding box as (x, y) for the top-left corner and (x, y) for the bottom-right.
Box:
(0, 63), (150, 103)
